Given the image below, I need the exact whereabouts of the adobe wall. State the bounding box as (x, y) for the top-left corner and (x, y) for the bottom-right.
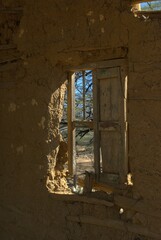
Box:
(1, 0), (161, 239)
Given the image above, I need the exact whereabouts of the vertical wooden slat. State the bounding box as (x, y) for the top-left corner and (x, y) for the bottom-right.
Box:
(112, 65), (128, 183)
(121, 66), (129, 181)
(67, 72), (76, 175)
(93, 70), (100, 180)
(118, 67), (126, 182)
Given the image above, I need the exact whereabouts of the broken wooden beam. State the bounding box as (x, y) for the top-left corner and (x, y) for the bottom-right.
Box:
(77, 177), (126, 194)
(67, 215), (161, 239)
(66, 59), (128, 72)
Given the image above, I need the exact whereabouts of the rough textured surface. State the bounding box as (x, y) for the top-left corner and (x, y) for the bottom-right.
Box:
(1, 0), (161, 239)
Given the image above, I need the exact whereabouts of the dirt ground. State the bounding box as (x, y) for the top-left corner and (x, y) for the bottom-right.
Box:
(76, 145), (94, 176)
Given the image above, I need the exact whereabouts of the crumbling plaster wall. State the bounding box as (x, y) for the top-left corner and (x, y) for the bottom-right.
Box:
(1, 0), (161, 239)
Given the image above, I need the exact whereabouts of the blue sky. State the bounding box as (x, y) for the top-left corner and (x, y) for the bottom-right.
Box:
(141, 1), (161, 11)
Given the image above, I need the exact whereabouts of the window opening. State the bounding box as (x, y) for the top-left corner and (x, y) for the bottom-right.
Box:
(74, 70), (94, 178)
(132, 1), (161, 18)
(140, 1), (161, 11)
(61, 70), (94, 190)
(61, 59), (129, 193)
(74, 71), (93, 121)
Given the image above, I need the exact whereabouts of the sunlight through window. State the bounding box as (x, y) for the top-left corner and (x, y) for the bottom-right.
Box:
(140, 1), (161, 11)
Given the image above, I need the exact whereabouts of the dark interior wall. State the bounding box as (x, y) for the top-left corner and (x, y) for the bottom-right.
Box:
(128, 17), (161, 201)
(1, 0), (161, 239)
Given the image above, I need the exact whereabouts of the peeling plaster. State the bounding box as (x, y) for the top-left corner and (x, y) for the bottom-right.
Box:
(19, 28), (24, 38)
(101, 27), (105, 33)
(16, 146), (24, 154)
(8, 103), (17, 112)
(31, 99), (38, 106)
(86, 10), (93, 16)
(38, 116), (46, 129)
(89, 18), (95, 24)
(99, 14), (104, 21)
(24, 61), (28, 66)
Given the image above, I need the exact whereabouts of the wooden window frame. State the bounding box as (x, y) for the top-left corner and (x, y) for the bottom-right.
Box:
(66, 59), (128, 186)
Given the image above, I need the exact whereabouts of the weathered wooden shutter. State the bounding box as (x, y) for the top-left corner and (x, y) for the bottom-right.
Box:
(67, 72), (76, 176)
(93, 61), (128, 184)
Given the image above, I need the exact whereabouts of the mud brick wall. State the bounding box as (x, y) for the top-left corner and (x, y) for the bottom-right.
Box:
(1, 0), (161, 239)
